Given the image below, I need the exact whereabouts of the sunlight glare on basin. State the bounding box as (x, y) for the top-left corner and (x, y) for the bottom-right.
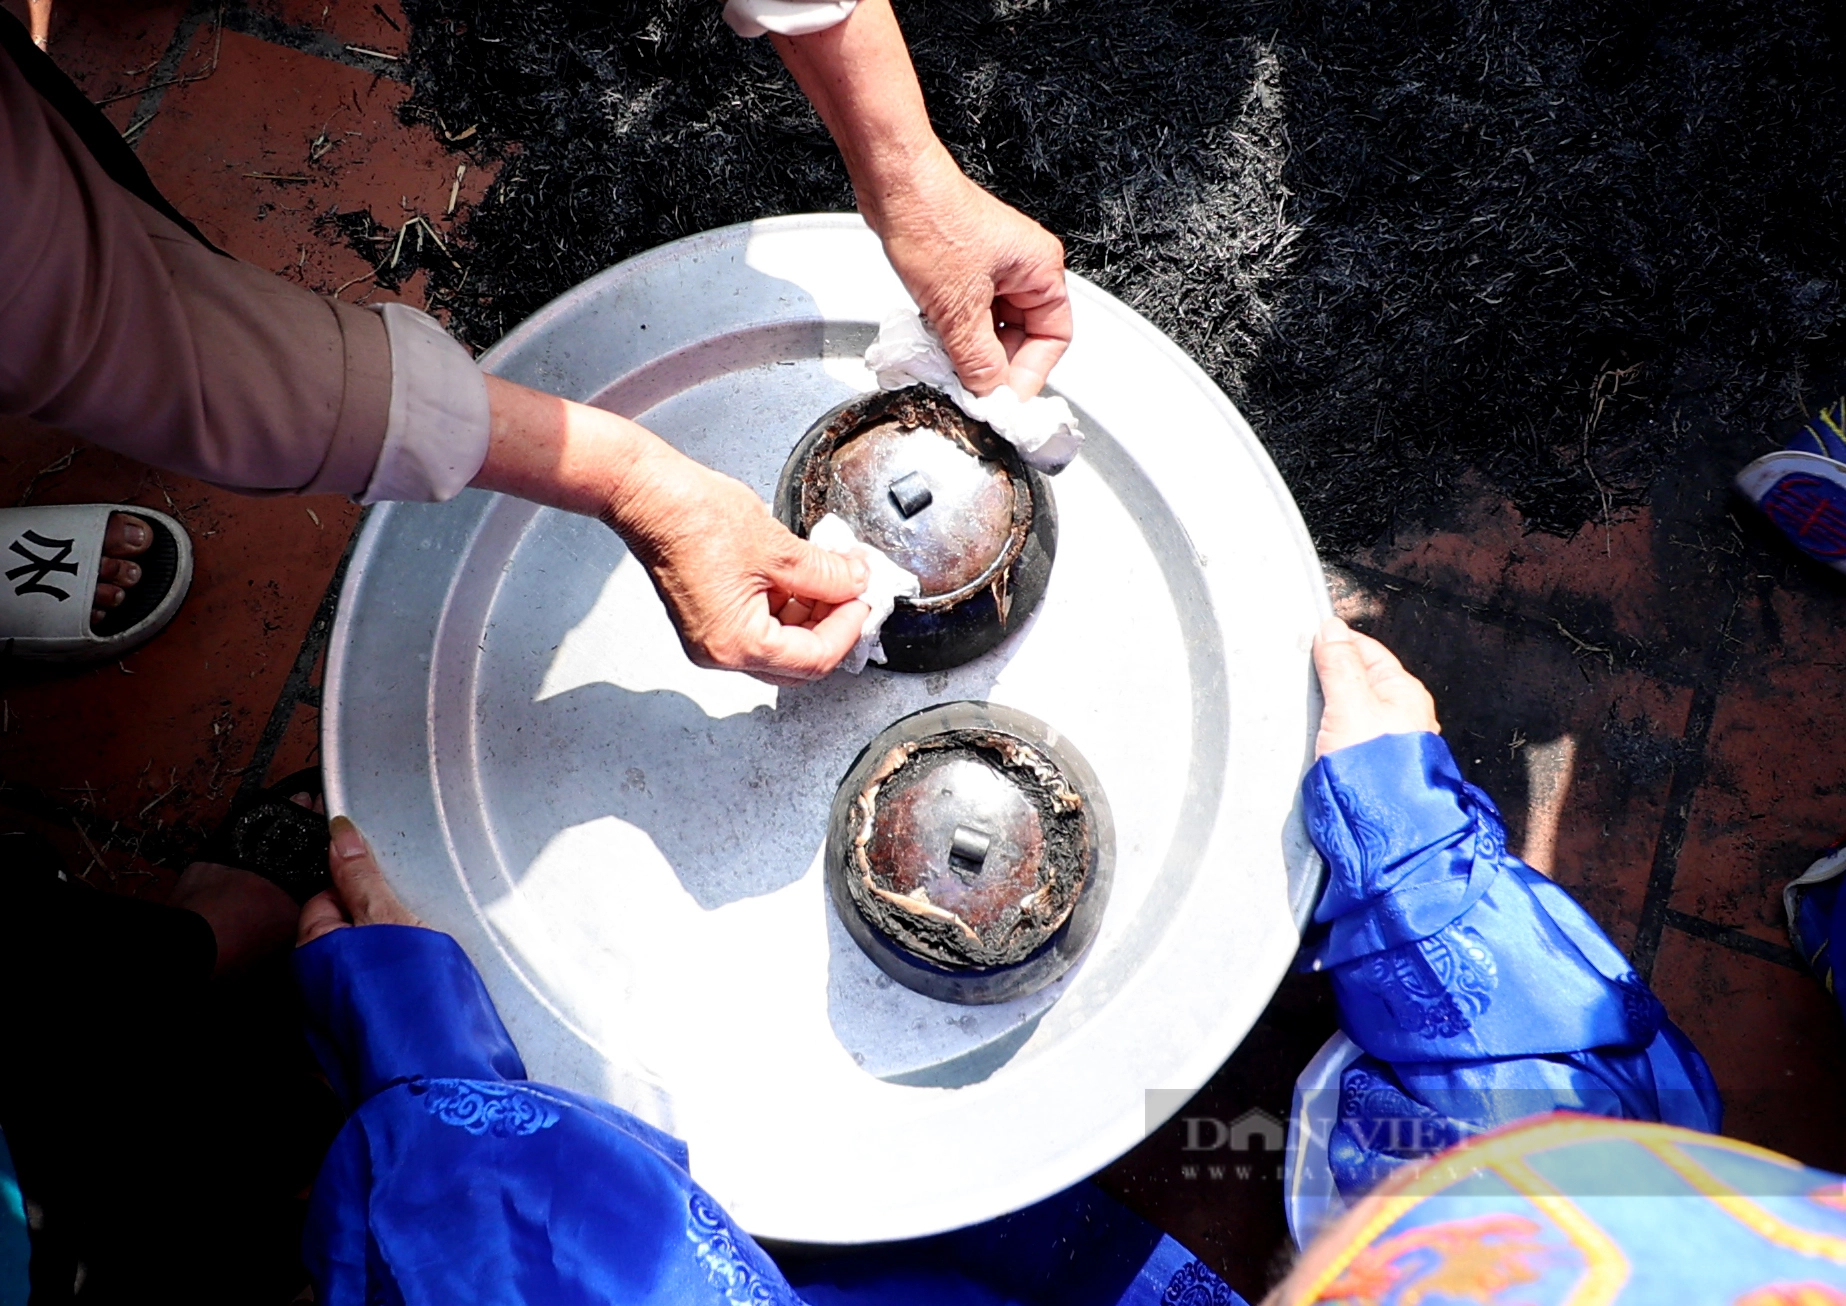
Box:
(486, 817), (864, 1122)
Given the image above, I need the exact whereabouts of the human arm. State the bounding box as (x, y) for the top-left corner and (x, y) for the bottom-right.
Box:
(4, 33), (872, 683)
(294, 817), (805, 1306)
(1302, 619), (1718, 1194)
(0, 32), (398, 494)
(293, 817), (522, 1099)
(468, 376), (871, 684)
(757, 0), (1071, 398)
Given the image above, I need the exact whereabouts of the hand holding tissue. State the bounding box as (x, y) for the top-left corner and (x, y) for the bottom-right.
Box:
(863, 312), (1083, 474)
(807, 513), (920, 674)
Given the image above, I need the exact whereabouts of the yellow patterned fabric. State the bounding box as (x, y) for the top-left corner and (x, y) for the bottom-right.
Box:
(1298, 1115), (1846, 1306)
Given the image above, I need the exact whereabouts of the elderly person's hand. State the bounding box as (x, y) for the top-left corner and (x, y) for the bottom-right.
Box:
(608, 437), (873, 685)
(768, 0), (1072, 399)
(869, 147), (1072, 400)
(1311, 617), (1441, 758)
(471, 376), (872, 685)
(298, 817), (423, 946)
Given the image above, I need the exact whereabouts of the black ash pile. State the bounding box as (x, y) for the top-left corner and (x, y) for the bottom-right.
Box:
(383, 0), (1846, 553)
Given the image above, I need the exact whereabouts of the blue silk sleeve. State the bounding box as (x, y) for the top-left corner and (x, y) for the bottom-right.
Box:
(1301, 733), (1721, 1198)
(294, 924), (527, 1108)
(293, 926), (771, 1306)
(293, 926), (1245, 1306)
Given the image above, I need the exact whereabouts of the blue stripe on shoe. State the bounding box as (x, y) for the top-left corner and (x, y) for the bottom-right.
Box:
(1761, 470), (1846, 560)
(1787, 398), (1846, 462)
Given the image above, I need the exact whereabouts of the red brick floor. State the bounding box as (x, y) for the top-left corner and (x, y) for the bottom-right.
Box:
(9, 1), (1846, 1299)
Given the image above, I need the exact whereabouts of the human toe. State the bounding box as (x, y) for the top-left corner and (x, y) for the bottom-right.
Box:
(98, 556), (141, 587)
(103, 512), (152, 557)
(91, 514), (152, 629)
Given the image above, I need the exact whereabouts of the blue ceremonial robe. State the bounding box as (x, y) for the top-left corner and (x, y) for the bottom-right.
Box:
(1298, 731), (1722, 1197)
(294, 925), (1246, 1306)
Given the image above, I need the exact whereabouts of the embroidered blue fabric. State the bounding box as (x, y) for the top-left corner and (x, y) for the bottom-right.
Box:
(1300, 732), (1722, 1199)
(295, 925), (1247, 1306)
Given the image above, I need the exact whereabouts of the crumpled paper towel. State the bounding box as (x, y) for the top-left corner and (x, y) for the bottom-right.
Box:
(862, 310), (1083, 473)
(808, 513), (920, 674)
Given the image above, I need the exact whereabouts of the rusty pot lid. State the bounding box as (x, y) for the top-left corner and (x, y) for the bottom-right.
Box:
(830, 702), (1113, 1002)
(829, 419), (1016, 596)
(783, 388), (1033, 604)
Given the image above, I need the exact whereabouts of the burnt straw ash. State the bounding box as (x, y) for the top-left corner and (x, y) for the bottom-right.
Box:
(379, 0), (1846, 553)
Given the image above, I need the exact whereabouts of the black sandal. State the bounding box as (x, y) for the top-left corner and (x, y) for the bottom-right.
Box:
(199, 767), (331, 905)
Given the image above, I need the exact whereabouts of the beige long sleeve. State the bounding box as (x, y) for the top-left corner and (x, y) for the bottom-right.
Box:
(0, 39), (393, 495)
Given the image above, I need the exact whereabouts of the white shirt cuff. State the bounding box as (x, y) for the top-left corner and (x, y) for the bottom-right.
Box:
(361, 303), (491, 504)
(722, 0), (857, 38)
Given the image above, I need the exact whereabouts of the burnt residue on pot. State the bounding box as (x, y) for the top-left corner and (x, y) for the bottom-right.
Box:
(826, 702), (1113, 1006)
(775, 387), (1056, 672)
(846, 728), (1091, 972)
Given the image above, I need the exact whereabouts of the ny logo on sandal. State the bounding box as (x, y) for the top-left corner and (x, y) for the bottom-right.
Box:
(6, 531), (79, 601)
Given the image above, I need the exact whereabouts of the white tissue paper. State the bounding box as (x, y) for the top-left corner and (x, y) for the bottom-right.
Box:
(720, 0), (856, 38)
(862, 311), (1084, 473)
(808, 513), (921, 674)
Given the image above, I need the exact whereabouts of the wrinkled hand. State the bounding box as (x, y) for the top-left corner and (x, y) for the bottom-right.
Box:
(297, 816), (425, 946)
(1312, 618), (1441, 758)
(609, 443), (872, 686)
(871, 148), (1072, 400)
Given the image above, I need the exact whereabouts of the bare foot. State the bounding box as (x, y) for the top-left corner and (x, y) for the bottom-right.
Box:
(91, 512), (153, 632)
(169, 861), (299, 977)
(171, 788), (322, 977)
